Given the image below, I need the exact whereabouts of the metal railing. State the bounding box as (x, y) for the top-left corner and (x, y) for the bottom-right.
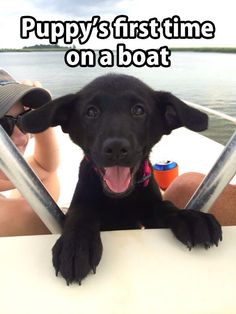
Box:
(185, 129), (236, 212)
(0, 125), (64, 233)
(185, 100), (236, 125)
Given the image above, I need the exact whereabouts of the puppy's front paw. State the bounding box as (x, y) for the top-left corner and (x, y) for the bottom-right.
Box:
(168, 210), (222, 250)
(52, 230), (103, 285)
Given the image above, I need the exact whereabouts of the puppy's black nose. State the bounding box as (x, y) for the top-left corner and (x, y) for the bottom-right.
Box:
(102, 138), (131, 163)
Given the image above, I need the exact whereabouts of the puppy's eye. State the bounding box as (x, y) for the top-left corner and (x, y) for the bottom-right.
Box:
(86, 106), (100, 118)
(131, 104), (145, 116)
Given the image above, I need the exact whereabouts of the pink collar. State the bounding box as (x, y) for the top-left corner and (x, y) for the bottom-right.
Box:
(136, 160), (151, 187)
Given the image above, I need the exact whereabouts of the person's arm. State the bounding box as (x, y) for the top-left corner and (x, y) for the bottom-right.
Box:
(26, 127), (60, 200)
(0, 178), (15, 191)
(22, 80), (60, 200)
(0, 129), (60, 199)
(27, 128), (60, 179)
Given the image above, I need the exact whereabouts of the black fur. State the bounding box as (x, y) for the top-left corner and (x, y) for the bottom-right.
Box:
(21, 74), (222, 285)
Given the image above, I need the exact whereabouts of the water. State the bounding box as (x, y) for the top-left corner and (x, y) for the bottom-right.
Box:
(1, 51), (236, 145)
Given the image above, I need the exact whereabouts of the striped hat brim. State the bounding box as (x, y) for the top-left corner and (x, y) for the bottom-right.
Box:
(0, 83), (51, 118)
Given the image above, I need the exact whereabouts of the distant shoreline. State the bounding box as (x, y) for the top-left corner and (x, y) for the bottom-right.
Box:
(0, 47), (236, 53)
(0, 48), (68, 52)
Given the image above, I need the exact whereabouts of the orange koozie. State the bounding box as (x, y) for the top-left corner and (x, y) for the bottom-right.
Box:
(153, 161), (179, 191)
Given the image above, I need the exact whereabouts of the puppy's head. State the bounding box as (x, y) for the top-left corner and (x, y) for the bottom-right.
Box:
(20, 74), (208, 197)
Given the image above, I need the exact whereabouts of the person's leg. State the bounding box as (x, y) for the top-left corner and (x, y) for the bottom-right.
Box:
(0, 197), (50, 236)
(163, 172), (236, 226)
(0, 172), (60, 236)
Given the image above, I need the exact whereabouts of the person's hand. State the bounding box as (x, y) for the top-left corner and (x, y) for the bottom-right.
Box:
(19, 80), (51, 97)
(19, 80), (42, 88)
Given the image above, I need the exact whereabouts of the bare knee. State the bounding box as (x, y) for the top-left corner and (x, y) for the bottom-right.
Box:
(0, 198), (50, 236)
(163, 172), (205, 208)
(163, 172), (236, 226)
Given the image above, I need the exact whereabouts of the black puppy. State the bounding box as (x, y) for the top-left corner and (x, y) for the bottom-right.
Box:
(21, 74), (222, 285)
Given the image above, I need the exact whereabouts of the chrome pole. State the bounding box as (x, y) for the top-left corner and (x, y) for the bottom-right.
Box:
(185, 129), (236, 212)
(0, 126), (64, 233)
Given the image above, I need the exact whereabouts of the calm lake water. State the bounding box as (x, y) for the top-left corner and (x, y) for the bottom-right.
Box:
(1, 51), (236, 144)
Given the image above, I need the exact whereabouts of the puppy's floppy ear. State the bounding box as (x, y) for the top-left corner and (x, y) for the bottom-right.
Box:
(156, 91), (208, 134)
(20, 94), (76, 133)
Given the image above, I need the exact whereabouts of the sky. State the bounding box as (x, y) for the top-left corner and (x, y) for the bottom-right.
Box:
(0, 0), (236, 49)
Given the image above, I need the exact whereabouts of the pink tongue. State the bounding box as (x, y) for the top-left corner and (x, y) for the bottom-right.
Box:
(104, 166), (131, 193)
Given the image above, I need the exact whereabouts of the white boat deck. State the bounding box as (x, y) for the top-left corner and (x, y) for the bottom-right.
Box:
(1, 227), (236, 314)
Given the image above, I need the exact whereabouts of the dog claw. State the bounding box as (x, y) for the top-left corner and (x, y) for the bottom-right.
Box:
(204, 242), (211, 249)
(214, 240), (219, 247)
(92, 267), (96, 274)
(78, 280), (82, 286)
(186, 241), (193, 251)
(66, 280), (70, 286)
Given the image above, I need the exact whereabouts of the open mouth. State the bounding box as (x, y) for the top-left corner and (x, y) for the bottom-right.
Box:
(98, 165), (139, 197)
